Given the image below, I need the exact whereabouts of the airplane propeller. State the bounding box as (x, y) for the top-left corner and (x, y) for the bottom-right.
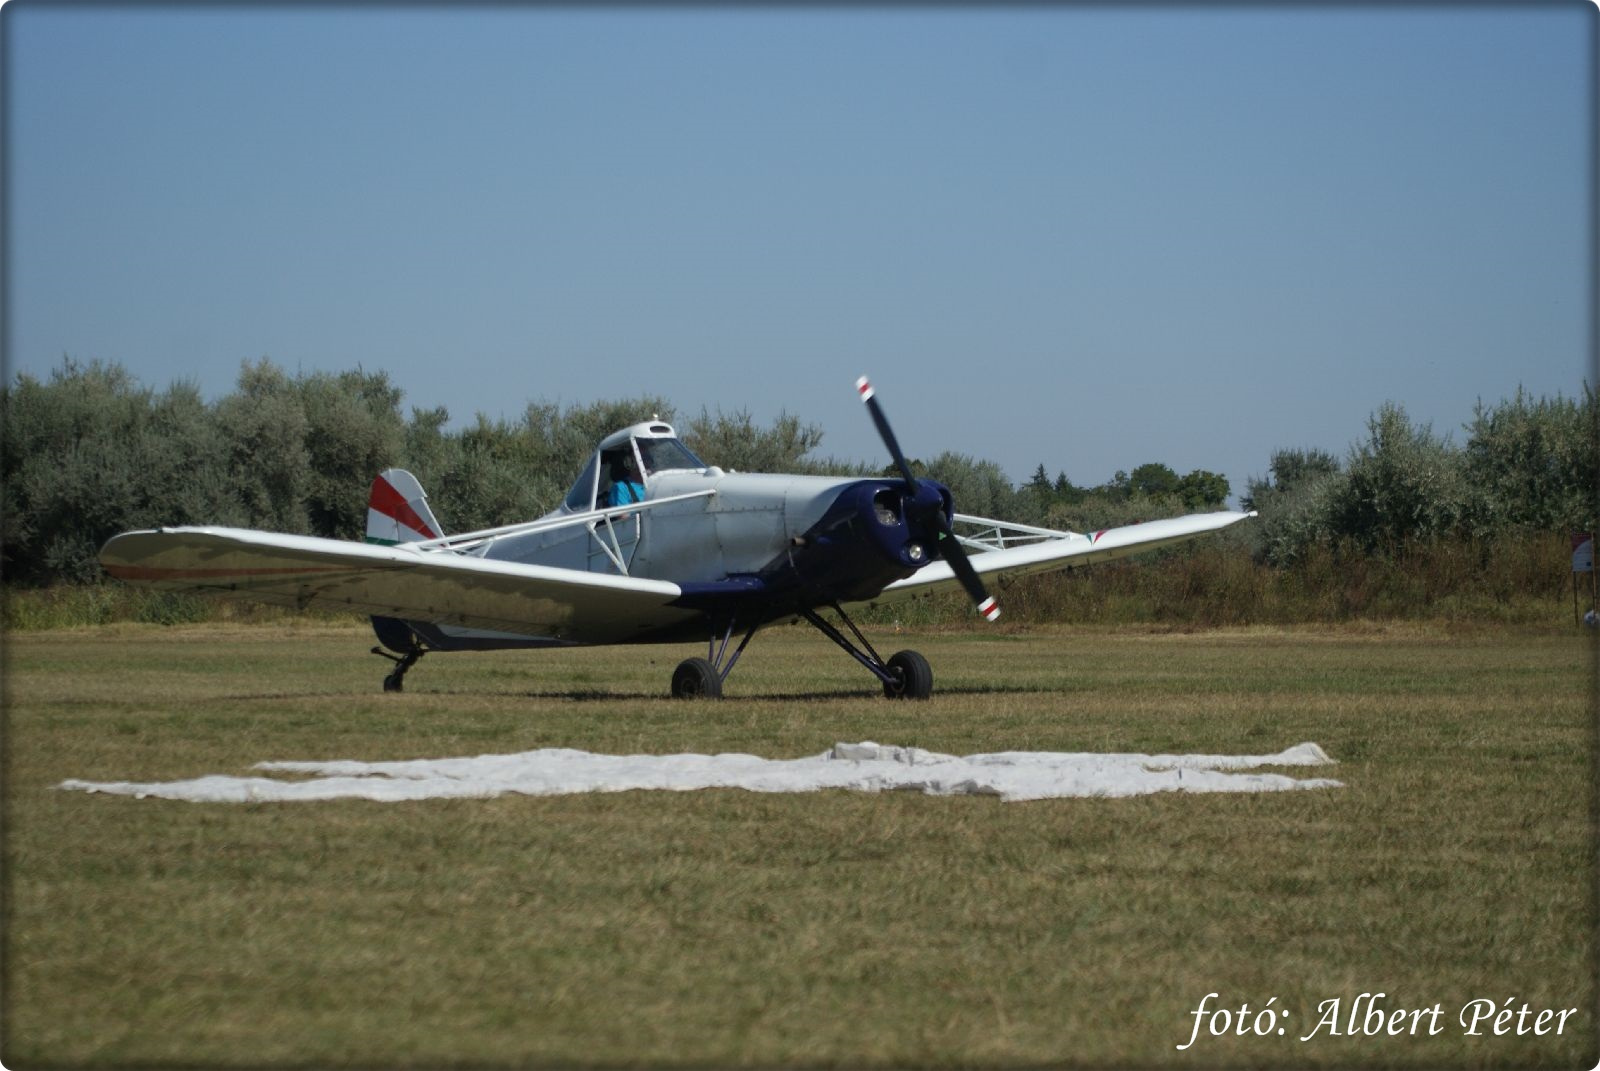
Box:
(856, 376), (1001, 622)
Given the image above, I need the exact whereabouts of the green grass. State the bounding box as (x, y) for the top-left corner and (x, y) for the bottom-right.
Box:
(4, 621), (1594, 1067)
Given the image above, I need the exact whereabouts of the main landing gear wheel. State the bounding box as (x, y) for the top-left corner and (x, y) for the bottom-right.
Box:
(882, 649), (933, 700)
(671, 657), (723, 699)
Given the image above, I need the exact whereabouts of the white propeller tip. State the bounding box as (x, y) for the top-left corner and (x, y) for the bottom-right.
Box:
(855, 376), (874, 402)
(978, 597), (1000, 621)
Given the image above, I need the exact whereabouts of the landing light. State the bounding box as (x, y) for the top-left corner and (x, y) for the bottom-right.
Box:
(907, 543), (925, 562)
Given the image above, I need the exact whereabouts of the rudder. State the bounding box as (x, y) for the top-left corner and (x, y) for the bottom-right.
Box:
(366, 469), (442, 660)
(366, 469), (443, 545)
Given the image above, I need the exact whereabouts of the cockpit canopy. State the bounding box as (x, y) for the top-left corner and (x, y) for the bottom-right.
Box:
(562, 421), (709, 512)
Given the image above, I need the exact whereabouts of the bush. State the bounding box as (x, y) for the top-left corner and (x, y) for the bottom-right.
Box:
(1464, 386), (1599, 533)
(1, 361), (245, 584)
(1328, 402), (1472, 553)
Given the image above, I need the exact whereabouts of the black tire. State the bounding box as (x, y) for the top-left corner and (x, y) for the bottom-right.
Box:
(383, 672), (404, 693)
(882, 649), (933, 700)
(671, 657), (723, 699)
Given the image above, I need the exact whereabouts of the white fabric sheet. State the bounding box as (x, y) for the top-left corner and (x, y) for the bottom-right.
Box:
(60, 741), (1340, 804)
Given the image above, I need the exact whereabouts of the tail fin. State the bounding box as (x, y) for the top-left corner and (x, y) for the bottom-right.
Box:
(366, 469), (443, 545)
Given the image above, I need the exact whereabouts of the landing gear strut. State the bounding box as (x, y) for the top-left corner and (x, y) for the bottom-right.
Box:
(671, 616), (761, 699)
(801, 602), (933, 700)
(372, 641), (426, 693)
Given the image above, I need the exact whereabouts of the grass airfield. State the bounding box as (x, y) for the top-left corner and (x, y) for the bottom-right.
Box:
(5, 620), (1594, 1067)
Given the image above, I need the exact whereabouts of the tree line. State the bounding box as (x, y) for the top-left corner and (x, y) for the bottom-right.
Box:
(1240, 392), (1597, 566)
(1, 357), (1593, 589)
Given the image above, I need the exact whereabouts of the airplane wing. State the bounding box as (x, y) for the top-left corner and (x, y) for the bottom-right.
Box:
(99, 527), (697, 643)
(858, 511), (1256, 609)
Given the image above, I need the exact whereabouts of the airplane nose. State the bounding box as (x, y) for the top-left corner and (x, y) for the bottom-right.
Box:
(880, 480), (947, 568)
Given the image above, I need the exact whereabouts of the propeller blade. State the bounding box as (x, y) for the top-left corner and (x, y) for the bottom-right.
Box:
(937, 523), (1001, 622)
(855, 375), (1000, 623)
(856, 376), (918, 488)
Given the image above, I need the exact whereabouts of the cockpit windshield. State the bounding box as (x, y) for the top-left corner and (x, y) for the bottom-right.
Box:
(637, 437), (705, 474)
(562, 453), (601, 512)
(563, 435), (706, 513)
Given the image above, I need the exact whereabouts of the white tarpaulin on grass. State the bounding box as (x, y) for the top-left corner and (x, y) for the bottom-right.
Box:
(59, 741), (1340, 804)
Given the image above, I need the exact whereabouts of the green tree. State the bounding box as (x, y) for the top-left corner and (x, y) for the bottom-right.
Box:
(1329, 403), (1469, 553)
(923, 452), (1020, 520)
(1018, 463), (1056, 524)
(1175, 469), (1231, 511)
(681, 408), (829, 474)
(213, 359), (312, 534)
(1046, 491), (1190, 533)
(1053, 472), (1081, 498)
(399, 405), (455, 486)
(1463, 386), (1598, 533)
(422, 413), (553, 534)
(298, 367), (406, 539)
(1238, 447), (1346, 564)
(1, 359), (238, 583)
(1129, 462), (1179, 498)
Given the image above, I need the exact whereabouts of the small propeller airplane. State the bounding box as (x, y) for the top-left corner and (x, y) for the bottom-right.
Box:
(99, 377), (1254, 699)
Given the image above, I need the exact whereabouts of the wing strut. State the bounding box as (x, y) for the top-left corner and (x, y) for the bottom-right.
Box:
(670, 614), (763, 700)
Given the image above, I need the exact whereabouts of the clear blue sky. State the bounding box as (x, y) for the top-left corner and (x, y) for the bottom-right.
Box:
(5, 3), (1593, 504)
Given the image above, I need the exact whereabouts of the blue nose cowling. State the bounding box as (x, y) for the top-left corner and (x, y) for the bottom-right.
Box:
(764, 478), (942, 604)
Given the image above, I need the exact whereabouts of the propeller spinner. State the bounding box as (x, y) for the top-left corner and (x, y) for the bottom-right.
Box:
(856, 376), (1001, 622)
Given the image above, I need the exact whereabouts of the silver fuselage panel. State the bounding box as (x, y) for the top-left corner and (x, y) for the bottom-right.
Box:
(479, 470), (857, 584)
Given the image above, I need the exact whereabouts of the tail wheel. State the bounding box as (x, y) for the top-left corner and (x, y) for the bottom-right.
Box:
(883, 649), (933, 700)
(671, 657), (723, 699)
(372, 636), (425, 694)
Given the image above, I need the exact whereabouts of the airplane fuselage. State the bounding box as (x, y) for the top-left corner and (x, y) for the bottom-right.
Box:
(477, 470), (941, 618)
(381, 467), (944, 654)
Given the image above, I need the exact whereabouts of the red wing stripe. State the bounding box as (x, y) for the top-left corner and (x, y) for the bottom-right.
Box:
(369, 477), (440, 539)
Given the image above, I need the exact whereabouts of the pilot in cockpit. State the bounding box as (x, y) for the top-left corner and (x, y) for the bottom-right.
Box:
(607, 452), (646, 514)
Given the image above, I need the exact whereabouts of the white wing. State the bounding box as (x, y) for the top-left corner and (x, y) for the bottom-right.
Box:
(857, 511), (1256, 609)
(99, 527), (695, 643)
